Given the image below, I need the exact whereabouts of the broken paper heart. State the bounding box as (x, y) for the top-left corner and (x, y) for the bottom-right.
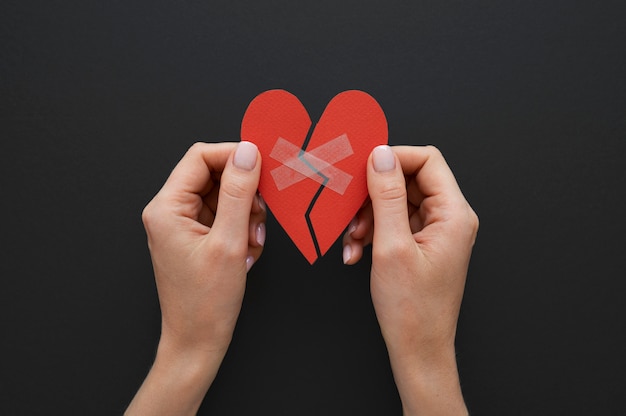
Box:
(241, 90), (388, 264)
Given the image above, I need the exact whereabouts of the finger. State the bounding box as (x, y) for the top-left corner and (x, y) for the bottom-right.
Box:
(210, 141), (262, 252)
(155, 142), (237, 224)
(248, 197), (267, 249)
(393, 145), (466, 205)
(351, 201), (374, 240)
(367, 145), (414, 247)
(342, 203), (374, 265)
(393, 146), (478, 248)
(342, 230), (373, 265)
(162, 142), (237, 197)
(201, 181), (265, 234)
(342, 234), (362, 265)
(246, 243), (265, 272)
(251, 192), (266, 215)
(246, 195), (267, 271)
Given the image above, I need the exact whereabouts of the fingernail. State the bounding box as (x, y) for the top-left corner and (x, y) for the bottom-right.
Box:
(372, 145), (395, 172)
(246, 255), (254, 272)
(234, 141), (258, 171)
(256, 223), (266, 246)
(342, 244), (352, 264)
(348, 217), (358, 235)
(258, 193), (266, 211)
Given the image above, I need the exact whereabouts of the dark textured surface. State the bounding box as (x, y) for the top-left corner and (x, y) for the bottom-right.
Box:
(1, 1), (625, 414)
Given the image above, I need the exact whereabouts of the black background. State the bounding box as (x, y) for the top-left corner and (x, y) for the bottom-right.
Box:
(2, 1), (625, 414)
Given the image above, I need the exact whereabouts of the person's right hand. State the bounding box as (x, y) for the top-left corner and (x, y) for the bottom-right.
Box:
(127, 141), (265, 416)
(343, 145), (478, 416)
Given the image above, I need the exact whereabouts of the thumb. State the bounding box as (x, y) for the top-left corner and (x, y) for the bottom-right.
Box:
(210, 141), (261, 249)
(367, 145), (413, 247)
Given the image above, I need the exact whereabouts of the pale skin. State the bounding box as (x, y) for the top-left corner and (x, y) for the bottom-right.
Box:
(127, 141), (478, 416)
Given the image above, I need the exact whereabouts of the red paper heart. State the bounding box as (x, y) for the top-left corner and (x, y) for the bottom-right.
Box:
(241, 90), (387, 264)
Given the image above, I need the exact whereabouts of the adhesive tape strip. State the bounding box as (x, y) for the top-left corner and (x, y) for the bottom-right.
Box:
(270, 134), (354, 195)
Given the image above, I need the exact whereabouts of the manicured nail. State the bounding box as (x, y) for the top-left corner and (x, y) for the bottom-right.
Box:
(256, 223), (266, 246)
(234, 141), (258, 171)
(258, 193), (266, 211)
(372, 145), (395, 172)
(246, 255), (255, 272)
(342, 244), (352, 264)
(348, 217), (358, 235)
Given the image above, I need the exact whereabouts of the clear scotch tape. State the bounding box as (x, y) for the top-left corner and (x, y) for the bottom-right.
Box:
(270, 135), (354, 195)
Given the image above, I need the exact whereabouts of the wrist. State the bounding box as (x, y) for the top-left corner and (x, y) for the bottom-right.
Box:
(154, 333), (229, 382)
(159, 315), (237, 356)
(125, 338), (227, 416)
(387, 345), (467, 416)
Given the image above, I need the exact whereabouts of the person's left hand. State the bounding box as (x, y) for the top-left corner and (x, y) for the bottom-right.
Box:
(342, 145), (476, 415)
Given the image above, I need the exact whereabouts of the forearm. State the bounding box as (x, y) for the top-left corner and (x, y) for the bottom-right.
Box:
(125, 340), (227, 416)
(387, 344), (468, 416)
